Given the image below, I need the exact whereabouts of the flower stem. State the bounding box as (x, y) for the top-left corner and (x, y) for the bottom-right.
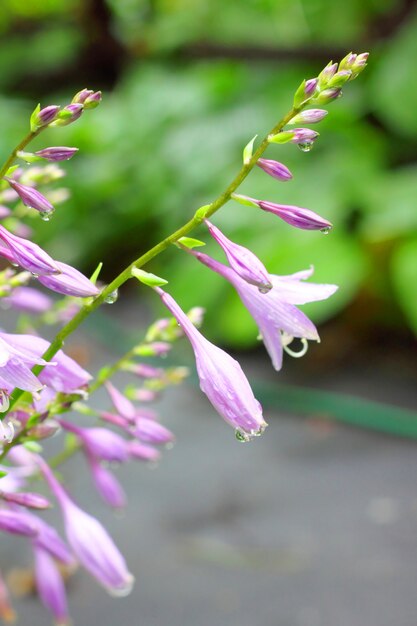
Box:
(0, 130), (40, 179)
(4, 105), (300, 416)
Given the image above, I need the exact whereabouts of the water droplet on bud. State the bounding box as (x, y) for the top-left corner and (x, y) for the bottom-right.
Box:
(320, 226), (332, 235)
(298, 141), (314, 153)
(258, 284), (272, 294)
(39, 209), (55, 222)
(235, 429), (250, 443)
(104, 289), (118, 304)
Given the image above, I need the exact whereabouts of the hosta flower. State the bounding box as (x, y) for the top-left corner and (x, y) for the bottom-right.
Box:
(59, 420), (129, 463)
(191, 251), (337, 371)
(39, 460), (134, 595)
(205, 219), (272, 292)
(0, 509), (38, 536)
(33, 545), (70, 626)
(88, 458), (126, 509)
(0, 333), (91, 395)
(5, 178), (54, 216)
(34, 147), (79, 162)
(0, 225), (59, 275)
(37, 261), (100, 298)
(2, 287), (52, 315)
(0, 334), (50, 394)
(156, 288), (267, 441)
(256, 158), (293, 181)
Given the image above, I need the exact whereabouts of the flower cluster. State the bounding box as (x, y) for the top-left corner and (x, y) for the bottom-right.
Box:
(0, 53), (368, 624)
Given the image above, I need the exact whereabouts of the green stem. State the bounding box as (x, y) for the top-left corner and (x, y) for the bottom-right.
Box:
(3, 106), (299, 429)
(0, 130), (40, 179)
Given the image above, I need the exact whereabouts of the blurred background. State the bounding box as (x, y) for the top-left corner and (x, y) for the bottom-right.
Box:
(1, 1), (417, 625)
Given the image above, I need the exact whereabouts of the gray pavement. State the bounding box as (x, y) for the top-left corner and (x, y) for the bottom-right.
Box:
(3, 321), (417, 626)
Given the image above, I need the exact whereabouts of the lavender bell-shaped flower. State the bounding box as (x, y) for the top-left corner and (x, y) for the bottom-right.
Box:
(40, 460), (134, 596)
(204, 219), (272, 293)
(33, 545), (70, 626)
(88, 457), (127, 510)
(0, 225), (60, 275)
(232, 194), (332, 232)
(59, 420), (129, 463)
(0, 509), (38, 536)
(2, 286), (53, 315)
(155, 288), (267, 441)
(190, 251), (337, 371)
(0, 334), (50, 394)
(37, 261), (100, 297)
(133, 418), (175, 446)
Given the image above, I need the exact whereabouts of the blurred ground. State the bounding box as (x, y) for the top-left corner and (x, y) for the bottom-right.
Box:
(4, 304), (417, 626)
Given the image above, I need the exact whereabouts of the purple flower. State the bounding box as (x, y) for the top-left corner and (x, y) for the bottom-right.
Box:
(304, 78), (318, 96)
(105, 382), (136, 421)
(291, 128), (319, 144)
(33, 545), (70, 626)
(40, 461), (134, 596)
(34, 147), (79, 162)
(59, 420), (129, 463)
(53, 103), (84, 126)
(2, 287), (52, 315)
(0, 333), (92, 394)
(191, 252), (337, 371)
(205, 219), (272, 292)
(0, 334), (50, 394)
(5, 178), (54, 216)
(256, 158), (293, 181)
(125, 363), (164, 379)
(37, 261), (100, 297)
(89, 458), (126, 509)
(127, 441), (161, 462)
(133, 418), (175, 446)
(0, 490), (50, 509)
(156, 288), (267, 440)
(0, 225), (59, 275)
(0, 509), (38, 536)
(289, 109), (328, 124)
(233, 194), (332, 231)
(35, 105), (60, 127)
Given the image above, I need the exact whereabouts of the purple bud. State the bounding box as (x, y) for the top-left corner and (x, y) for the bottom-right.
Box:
(128, 441), (161, 462)
(34, 147), (79, 162)
(318, 62), (338, 86)
(257, 158), (293, 181)
(72, 89), (94, 104)
(125, 363), (164, 379)
(291, 128), (319, 144)
(134, 418), (175, 445)
(304, 78), (318, 96)
(105, 382), (136, 421)
(0, 225), (60, 275)
(0, 490), (51, 509)
(2, 287), (52, 315)
(60, 420), (129, 463)
(313, 88), (342, 104)
(53, 104), (84, 127)
(27, 419), (61, 440)
(36, 261), (100, 297)
(327, 70), (352, 88)
(89, 458), (126, 509)
(257, 200), (332, 231)
(0, 206), (11, 219)
(40, 461), (134, 596)
(34, 546), (70, 626)
(5, 178), (54, 216)
(36, 105), (60, 127)
(0, 509), (38, 536)
(205, 220), (272, 292)
(290, 109), (328, 124)
(130, 388), (158, 403)
(84, 91), (102, 109)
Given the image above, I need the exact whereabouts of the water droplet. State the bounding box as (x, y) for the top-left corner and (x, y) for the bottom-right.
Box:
(39, 209), (55, 222)
(298, 141), (314, 153)
(107, 574), (135, 598)
(104, 289), (118, 304)
(165, 441), (175, 450)
(235, 429), (251, 443)
(11, 262), (19, 268)
(31, 273), (39, 278)
(320, 226), (332, 235)
(258, 283), (272, 294)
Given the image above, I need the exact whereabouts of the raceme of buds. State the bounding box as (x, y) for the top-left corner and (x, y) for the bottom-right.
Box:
(4, 178), (54, 217)
(204, 219), (272, 292)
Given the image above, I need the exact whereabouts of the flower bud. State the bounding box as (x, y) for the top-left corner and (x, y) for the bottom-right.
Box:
(289, 109), (328, 125)
(0, 490), (51, 509)
(52, 104), (83, 127)
(84, 91), (102, 109)
(318, 62), (338, 87)
(34, 147), (79, 162)
(30, 105), (60, 131)
(327, 70), (352, 88)
(0, 225), (60, 275)
(5, 178), (54, 217)
(257, 158), (293, 181)
(312, 88), (342, 104)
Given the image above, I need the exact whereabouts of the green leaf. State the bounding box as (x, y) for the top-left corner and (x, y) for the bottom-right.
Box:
(90, 261), (103, 285)
(23, 441), (43, 453)
(243, 134), (257, 164)
(30, 102), (41, 132)
(177, 236), (206, 249)
(131, 267), (168, 287)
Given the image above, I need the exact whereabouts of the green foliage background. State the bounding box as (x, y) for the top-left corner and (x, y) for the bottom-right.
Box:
(0, 0), (416, 346)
